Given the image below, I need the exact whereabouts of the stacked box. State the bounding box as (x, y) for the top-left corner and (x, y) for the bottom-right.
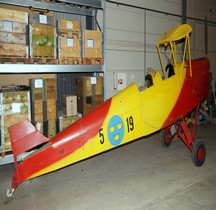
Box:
(58, 19), (80, 32)
(57, 19), (81, 61)
(0, 8), (28, 57)
(76, 76), (104, 115)
(58, 115), (81, 132)
(0, 91), (31, 152)
(29, 13), (56, 58)
(83, 30), (102, 58)
(30, 78), (57, 138)
(63, 95), (77, 116)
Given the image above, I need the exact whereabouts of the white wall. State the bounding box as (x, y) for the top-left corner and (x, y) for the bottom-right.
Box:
(104, 0), (216, 99)
(187, 0), (216, 81)
(105, 0), (181, 98)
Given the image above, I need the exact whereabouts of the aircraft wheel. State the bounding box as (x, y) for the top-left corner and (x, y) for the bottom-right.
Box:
(191, 139), (206, 167)
(6, 188), (14, 198)
(161, 129), (172, 148)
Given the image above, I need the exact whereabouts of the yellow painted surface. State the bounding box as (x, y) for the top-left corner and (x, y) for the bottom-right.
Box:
(29, 65), (186, 179)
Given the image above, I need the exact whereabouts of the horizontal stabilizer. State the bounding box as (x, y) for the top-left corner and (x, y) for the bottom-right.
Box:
(8, 119), (50, 158)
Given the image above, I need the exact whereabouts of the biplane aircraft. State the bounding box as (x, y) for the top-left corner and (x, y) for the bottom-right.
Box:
(6, 24), (209, 197)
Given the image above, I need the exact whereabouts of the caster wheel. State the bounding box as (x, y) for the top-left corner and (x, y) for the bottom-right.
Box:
(6, 188), (14, 198)
(161, 128), (172, 148)
(191, 139), (206, 167)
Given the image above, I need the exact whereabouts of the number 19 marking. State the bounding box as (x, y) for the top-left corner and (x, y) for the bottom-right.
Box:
(126, 116), (134, 132)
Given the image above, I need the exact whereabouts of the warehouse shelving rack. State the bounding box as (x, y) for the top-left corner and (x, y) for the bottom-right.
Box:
(0, 0), (106, 165)
(0, 0), (106, 73)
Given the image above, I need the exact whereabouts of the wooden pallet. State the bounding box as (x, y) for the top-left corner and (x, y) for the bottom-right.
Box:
(82, 57), (103, 65)
(0, 56), (28, 64)
(58, 57), (82, 64)
(28, 57), (58, 64)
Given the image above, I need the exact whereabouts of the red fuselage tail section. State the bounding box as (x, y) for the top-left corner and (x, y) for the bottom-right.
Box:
(8, 119), (50, 158)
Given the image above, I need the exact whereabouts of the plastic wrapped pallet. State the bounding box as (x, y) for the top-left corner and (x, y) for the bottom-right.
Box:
(0, 8), (28, 57)
(29, 23), (56, 57)
(29, 12), (56, 58)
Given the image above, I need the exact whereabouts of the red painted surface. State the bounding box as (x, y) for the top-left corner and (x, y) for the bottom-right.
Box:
(163, 57), (209, 127)
(9, 98), (112, 189)
(9, 120), (49, 157)
(8, 57), (210, 190)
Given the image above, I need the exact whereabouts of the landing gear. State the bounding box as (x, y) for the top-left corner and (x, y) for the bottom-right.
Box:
(160, 128), (172, 148)
(191, 139), (206, 167)
(162, 106), (207, 167)
(6, 188), (14, 198)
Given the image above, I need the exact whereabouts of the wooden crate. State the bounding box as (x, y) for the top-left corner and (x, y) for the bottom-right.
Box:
(0, 43), (28, 57)
(0, 31), (26, 45)
(47, 99), (57, 120)
(58, 115), (81, 132)
(57, 36), (81, 58)
(0, 90), (31, 152)
(0, 8), (28, 57)
(46, 78), (57, 99)
(83, 30), (102, 59)
(35, 119), (57, 138)
(77, 95), (103, 115)
(33, 100), (44, 122)
(47, 119), (57, 138)
(3, 113), (29, 150)
(76, 76), (103, 96)
(31, 46), (55, 57)
(58, 19), (80, 31)
(0, 8), (28, 23)
(29, 13), (55, 25)
(29, 24), (56, 58)
(30, 78), (56, 132)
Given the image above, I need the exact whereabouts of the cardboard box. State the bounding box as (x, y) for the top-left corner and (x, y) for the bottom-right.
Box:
(63, 95), (77, 116)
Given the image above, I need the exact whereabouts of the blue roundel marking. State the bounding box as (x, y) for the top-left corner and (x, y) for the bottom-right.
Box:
(107, 115), (124, 146)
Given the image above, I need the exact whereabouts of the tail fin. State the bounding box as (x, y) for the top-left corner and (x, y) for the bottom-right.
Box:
(8, 119), (50, 158)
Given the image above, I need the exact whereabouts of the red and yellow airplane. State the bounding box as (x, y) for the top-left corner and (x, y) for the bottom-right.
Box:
(6, 24), (209, 197)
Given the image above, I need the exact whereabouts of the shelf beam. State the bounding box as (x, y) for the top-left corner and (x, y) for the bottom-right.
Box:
(0, 0), (96, 16)
(0, 64), (103, 73)
(57, 0), (102, 9)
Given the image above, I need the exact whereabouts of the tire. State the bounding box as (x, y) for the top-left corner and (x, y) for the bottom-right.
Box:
(161, 129), (172, 148)
(191, 139), (206, 167)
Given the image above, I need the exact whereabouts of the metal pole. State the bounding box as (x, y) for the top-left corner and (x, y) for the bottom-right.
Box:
(205, 16), (208, 55)
(182, 0), (187, 24)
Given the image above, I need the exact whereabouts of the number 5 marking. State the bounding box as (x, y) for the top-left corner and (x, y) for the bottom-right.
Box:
(99, 128), (104, 144)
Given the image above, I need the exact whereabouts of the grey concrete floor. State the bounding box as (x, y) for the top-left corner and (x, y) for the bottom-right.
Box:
(0, 123), (216, 210)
